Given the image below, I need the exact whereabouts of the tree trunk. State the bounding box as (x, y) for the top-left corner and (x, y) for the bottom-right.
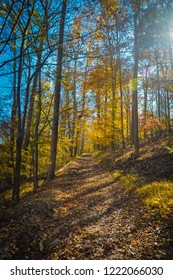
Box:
(156, 63), (161, 120)
(132, 0), (140, 158)
(12, 34), (25, 204)
(80, 62), (88, 154)
(12, 2), (35, 203)
(48, 0), (67, 180)
(33, 66), (42, 190)
(108, 40), (116, 152)
(71, 56), (77, 157)
(144, 64), (148, 138)
(10, 32), (17, 176)
(117, 30), (125, 148)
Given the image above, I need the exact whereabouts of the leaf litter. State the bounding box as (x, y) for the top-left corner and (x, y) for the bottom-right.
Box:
(0, 153), (173, 259)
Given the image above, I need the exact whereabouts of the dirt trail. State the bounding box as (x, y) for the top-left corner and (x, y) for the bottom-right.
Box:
(0, 154), (172, 259)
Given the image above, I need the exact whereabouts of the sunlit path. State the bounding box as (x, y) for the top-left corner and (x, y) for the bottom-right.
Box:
(1, 153), (172, 260)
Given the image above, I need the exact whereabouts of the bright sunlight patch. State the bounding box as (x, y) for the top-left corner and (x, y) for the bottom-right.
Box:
(136, 181), (173, 217)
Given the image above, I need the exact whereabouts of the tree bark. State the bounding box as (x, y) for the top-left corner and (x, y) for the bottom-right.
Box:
(144, 64), (148, 138)
(117, 30), (125, 148)
(12, 1), (35, 204)
(132, 0), (140, 158)
(48, 0), (67, 180)
(33, 65), (42, 190)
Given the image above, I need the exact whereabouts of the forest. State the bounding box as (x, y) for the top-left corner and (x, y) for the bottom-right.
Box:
(0, 0), (173, 260)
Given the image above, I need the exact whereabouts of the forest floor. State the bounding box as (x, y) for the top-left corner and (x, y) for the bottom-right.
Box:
(0, 138), (173, 259)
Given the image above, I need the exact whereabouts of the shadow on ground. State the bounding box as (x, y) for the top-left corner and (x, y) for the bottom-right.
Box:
(0, 154), (173, 259)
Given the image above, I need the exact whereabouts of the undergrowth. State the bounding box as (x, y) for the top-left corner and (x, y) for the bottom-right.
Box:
(94, 139), (173, 218)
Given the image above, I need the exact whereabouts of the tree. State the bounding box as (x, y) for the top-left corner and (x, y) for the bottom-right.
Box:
(48, 0), (67, 180)
(12, 0), (36, 203)
(131, 0), (141, 158)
